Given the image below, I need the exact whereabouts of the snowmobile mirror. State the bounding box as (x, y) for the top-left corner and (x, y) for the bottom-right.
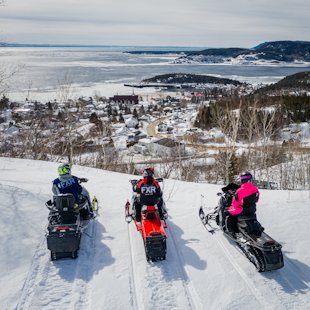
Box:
(217, 192), (222, 196)
(156, 178), (163, 182)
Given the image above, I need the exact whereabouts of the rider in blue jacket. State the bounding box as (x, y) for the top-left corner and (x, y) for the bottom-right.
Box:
(52, 163), (93, 219)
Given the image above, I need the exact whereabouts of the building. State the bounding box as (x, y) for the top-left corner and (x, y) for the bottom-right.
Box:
(151, 138), (185, 157)
(109, 95), (139, 105)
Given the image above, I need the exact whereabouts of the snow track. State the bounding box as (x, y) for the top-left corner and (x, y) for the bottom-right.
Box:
(167, 228), (203, 310)
(212, 232), (310, 310)
(212, 233), (273, 309)
(16, 221), (97, 310)
(127, 220), (203, 310)
(127, 223), (142, 310)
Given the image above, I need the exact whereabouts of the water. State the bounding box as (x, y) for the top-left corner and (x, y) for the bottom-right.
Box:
(1, 46), (309, 101)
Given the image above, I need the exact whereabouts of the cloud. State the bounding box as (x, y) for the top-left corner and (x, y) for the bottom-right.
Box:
(0, 0), (309, 46)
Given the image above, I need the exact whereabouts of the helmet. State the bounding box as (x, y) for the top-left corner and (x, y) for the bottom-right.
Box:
(240, 171), (252, 183)
(58, 163), (72, 176)
(143, 167), (154, 178)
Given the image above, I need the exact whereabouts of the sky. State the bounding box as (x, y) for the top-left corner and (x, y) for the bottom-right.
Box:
(0, 0), (309, 48)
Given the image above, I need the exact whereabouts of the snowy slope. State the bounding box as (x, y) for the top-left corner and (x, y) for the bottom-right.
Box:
(0, 157), (309, 310)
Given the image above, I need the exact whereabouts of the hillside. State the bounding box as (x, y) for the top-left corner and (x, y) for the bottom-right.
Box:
(142, 73), (242, 86)
(258, 70), (310, 92)
(1, 157), (310, 309)
(175, 40), (310, 64)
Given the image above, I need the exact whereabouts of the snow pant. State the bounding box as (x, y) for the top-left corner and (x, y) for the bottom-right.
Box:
(77, 194), (93, 220)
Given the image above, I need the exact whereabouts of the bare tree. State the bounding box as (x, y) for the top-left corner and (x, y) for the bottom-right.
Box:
(213, 101), (242, 183)
(56, 73), (78, 162)
(255, 107), (280, 187)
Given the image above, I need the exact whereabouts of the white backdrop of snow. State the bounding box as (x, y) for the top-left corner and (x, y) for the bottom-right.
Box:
(0, 157), (309, 310)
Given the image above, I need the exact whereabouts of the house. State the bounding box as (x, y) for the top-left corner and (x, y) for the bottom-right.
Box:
(157, 122), (169, 132)
(125, 117), (139, 128)
(109, 95), (139, 105)
(151, 138), (185, 157)
(133, 137), (159, 155)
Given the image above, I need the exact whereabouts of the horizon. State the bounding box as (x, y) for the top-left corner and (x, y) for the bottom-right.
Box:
(2, 39), (310, 50)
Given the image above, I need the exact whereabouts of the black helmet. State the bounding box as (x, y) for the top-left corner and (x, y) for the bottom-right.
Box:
(143, 167), (154, 178)
(240, 171), (252, 183)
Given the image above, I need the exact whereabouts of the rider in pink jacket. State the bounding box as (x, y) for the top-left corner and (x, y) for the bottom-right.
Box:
(228, 172), (260, 216)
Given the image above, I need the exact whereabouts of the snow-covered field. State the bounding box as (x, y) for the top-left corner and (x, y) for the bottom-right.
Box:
(0, 157), (309, 310)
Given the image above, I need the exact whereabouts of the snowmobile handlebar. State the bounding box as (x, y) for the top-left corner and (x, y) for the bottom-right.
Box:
(78, 178), (88, 183)
(130, 178), (163, 187)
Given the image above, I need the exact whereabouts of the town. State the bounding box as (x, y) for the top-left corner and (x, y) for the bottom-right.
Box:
(1, 72), (309, 189)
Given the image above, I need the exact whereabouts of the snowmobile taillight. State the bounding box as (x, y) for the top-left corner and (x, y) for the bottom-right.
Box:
(150, 231), (161, 236)
(56, 226), (69, 232)
(264, 240), (275, 246)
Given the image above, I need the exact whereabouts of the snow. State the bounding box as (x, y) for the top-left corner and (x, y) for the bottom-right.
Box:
(0, 157), (310, 309)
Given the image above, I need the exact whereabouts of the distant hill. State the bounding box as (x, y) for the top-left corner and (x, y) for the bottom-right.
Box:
(257, 71), (310, 93)
(142, 73), (242, 86)
(175, 41), (310, 64)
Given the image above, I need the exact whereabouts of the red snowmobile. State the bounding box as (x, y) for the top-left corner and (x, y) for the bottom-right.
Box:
(125, 178), (167, 261)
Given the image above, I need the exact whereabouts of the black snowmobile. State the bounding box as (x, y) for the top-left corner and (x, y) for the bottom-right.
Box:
(199, 184), (284, 272)
(45, 178), (98, 261)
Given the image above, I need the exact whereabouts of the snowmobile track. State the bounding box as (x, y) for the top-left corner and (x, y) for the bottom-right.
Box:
(16, 222), (97, 310)
(167, 227), (203, 310)
(69, 220), (98, 309)
(127, 223), (143, 310)
(16, 237), (50, 310)
(212, 233), (274, 309)
(212, 231), (309, 309)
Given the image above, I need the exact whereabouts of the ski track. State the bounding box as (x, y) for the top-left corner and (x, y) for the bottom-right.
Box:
(167, 226), (203, 310)
(127, 218), (202, 310)
(16, 221), (97, 310)
(212, 233), (274, 310)
(127, 223), (142, 310)
(212, 231), (310, 310)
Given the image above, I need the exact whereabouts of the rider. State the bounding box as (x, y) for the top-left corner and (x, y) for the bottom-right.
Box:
(228, 172), (260, 217)
(226, 172), (261, 236)
(133, 167), (167, 222)
(52, 163), (94, 220)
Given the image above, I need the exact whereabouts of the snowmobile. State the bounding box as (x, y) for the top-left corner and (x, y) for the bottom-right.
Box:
(125, 178), (167, 261)
(199, 185), (284, 272)
(45, 178), (98, 261)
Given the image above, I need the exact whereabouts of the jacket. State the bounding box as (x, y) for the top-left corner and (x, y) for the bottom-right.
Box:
(228, 182), (260, 216)
(52, 175), (83, 201)
(135, 177), (162, 206)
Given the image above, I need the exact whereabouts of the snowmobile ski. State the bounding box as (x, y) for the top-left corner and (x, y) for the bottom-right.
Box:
(199, 206), (216, 234)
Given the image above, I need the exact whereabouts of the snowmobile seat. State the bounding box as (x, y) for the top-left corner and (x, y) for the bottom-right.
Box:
(146, 212), (156, 220)
(237, 216), (263, 238)
(237, 214), (257, 221)
(54, 194), (76, 213)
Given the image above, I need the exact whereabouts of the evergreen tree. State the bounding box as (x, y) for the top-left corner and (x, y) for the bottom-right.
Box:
(119, 113), (124, 123)
(133, 108), (139, 119)
(0, 95), (9, 110)
(139, 105), (145, 117)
